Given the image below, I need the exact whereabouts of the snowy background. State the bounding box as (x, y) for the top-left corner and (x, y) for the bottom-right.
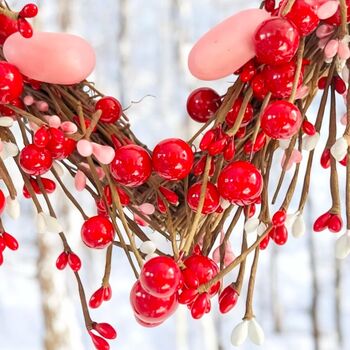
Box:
(0, 0), (349, 349)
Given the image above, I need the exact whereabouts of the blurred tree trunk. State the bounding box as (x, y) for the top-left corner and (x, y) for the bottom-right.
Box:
(270, 246), (283, 332)
(335, 258), (343, 347)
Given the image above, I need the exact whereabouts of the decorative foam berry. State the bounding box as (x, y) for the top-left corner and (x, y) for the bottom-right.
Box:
(272, 210), (286, 227)
(0, 62), (23, 104)
(19, 144), (53, 175)
(95, 96), (122, 123)
(130, 280), (178, 324)
(261, 100), (302, 139)
(152, 138), (194, 181)
(254, 17), (300, 65)
(218, 161), (263, 206)
(219, 284), (239, 314)
(183, 254), (220, 297)
(285, 0), (319, 36)
(140, 256), (182, 298)
(93, 323), (117, 340)
(81, 215), (114, 249)
(186, 87), (221, 123)
(19, 3), (38, 18)
(187, 181), (220, 214)
(263, 61), (303, 98)
(190, 292), (209, 319)
(225, 98), (253, 127)
(110, 145), (152, 187)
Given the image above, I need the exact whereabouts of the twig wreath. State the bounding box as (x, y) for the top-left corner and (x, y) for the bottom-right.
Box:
(0, 0), (349, 348)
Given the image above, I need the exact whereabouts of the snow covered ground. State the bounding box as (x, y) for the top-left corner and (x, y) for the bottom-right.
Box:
(0, 0), (350, 349)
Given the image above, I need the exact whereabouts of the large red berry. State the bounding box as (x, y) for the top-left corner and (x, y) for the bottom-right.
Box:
(263, 61), (303, 98)
(0, 62), (23, 104)
(285, 0), (319, 36)
(95, 96), (122, 123)
(130, 280), (178, 323)
(225, 98), (253, 127)
(187, 181), (220, 214)
(19, 144), (53, 175)
(110, 145), (152, 187)
(218, 161), (263, 206)
(81, 215), (114, 249)
(187, 88), (221, 123)
(254, 18), (300, 65)
(183, 254), (220, 297)
(261, 100), (302, 139)
(140, 256), (182, 298)
(152, 138), (194, 181)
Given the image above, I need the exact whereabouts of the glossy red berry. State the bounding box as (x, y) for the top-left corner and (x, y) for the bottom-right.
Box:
(68, 252), (81, 272)
(328, 214), (343, 233)
(0, 14), (17, 44)
(0, 189), (5, 216)
(333, 76), (346, 94)
(134, 315), (163, 328)
(0, 97), (24, 118)
(17, 18), (33, 38)
(263, 61), (303, 98)
(218, 161), (263, 206)
(103, 184), (130, 207)
(321, 148), (331, 169)
(182, 268), (199, 289)
(187, 88), (221, 123)
(272, 210), (286, 226)
(261, 100), (302, 139)
(95, 96), (122, 123)
(153, 138), (194, 181)
(207, 136), (228, 156)
(94, 323), (117, 340)
(178, 288), (198, 305)
(199, 129), (216, 151)
(254, 18), (300, 65)
(271, 225), (288, 245)
(157, 195), (167, 213)
(265, 0), (275, 12)
(219, 285), (239, 314)
(89, 287), (104, 309)
(223, 138), (235, 161)
(81, 216), (114, 249)
(313, 212), (331, 232)
(110, 145), (152, 187)
(19, 4), (39, 18)
(0, 62), (23, 104)
(19, 144), (53, 175)
(0, 236), (6, 252)
(251, 73), (269, 100)
(33, 127), (49, 148)
(103, 285), (112, 301)
(225, 98), (253, 127)
(285, 0), (319, 36)
(89, 332), (110, 350)
(56, 252), (68, 270)
(191, 292), (209, 319)
(302, 120), (316, 136)
(2, 232), (18, 250)
(187, 181), (220, 214)
(140, 256), (182, 297)
(130, 280), (178, 323)
(259, 234), (270, 250)
(159, 186), (178, 205)
(183, 254), (220, 297)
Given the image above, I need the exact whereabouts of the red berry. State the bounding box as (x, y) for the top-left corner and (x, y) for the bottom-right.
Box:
(302, 120), (316, 136)
(0, 62), (23, 104)
(183, 255), (220, 297)
(41, 178), (56, 193)
(318, 77), (327, 89)
(2, 232), (18, 250)
(265, 0), (276, 12)
(19, 4), (39, 18)
(218, 161), (263, 206)
(263, 61), (303, 99)
(95, 96), (122, 124)
(0, 14), (17, 45)
(190, 292), (209, 319)
(254, 18), (300, 65)
(219, 285), (239, 314)
(33, 127), (49, 148)
(333, 76), (347, 94)
(89, 287), (104, 309)
(225, 98), (253, 127)
(153, 138), (194, 181)
(103, 184), (130, 206)
(187, 181), (220, 214)
(260, 234), (270, 250)
(157, 195), (167, 213)
(192, 155), (206, 176)
(17, 18), (33, 38)
(313, 212), (331, 232)
(224, 138), (236, 161)
(207, 136), (228, 156)
(261, 101), (302, 139)
(0, 236), (5, 252)
(94, 323), (117, 340)
(103, 285), (112, 301)
(272, 210), (286, 226)
(324, 0), (350, 25)
(186, 88), (221, 123)
(81, 216), (114, 249)
(0, 189), (5, 215)
(271, 225), (288, 245)
(159, 186), (178, 205)
(68, 252), (81, 272)
(251, 73), (269, 100)
(89, 332), (110, 350)
(130, 280), (178, 323)
(0, 97), (24, 118)
(321, 148), (331, 169)
(134, 315), (163, 328)
(178, 288), (198, 305)
(110, 145), (152, 187)
(182, 268), (199, 289)
(199, 129), (216, 151)
(285, 0), (319, 36)
(56, 252), (68, 270)
(328, 214), (343, 233)
(19, 144), (53, 175)
(140, 256), (182, 298)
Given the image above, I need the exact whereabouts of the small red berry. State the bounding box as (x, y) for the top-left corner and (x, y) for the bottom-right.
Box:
(190, 292), (209, 319)
(89, 287), (104, 309)
(320, 148), (331, 169)
(56, 252), (69, 270)
(68, 252), (81, 272)
(17, 18), (33, 38)
(333, 76), (347, 94)
(272, 210), (286, 227)
(199, 129), (216, 151)
(0, 62), (23, 104)
(159, 186), (179, 206)
(89, 332), (110, 350)
(187, 181), (220, 214)
(186, 88), (221, 123)
(19, 4), (39, 18)
(94, 323), (117, 340)
(219, 285), (239, 314)
(313, 212), (331, 232)
(81, 216), (115, 249)
(302, 120), (316, 136)
(19, 144), (53, 175)
(225, 98), (253, 127)
(328, 214), (343, 233)
(0, 189), (5, 215)
(95, 96), (122, 124)
(153, 138), (194, 181)
(178, 288), (198, 305)
(271, 225), (288, 245)
(2, 232), (18, 250)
